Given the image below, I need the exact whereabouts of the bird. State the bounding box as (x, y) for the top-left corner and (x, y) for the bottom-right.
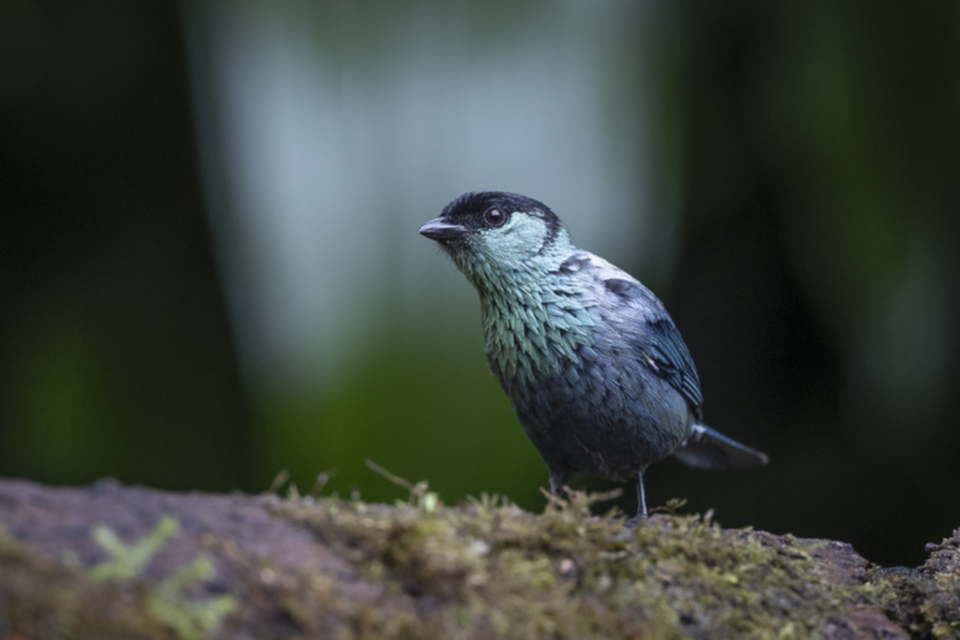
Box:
(419, 191), (768, 516)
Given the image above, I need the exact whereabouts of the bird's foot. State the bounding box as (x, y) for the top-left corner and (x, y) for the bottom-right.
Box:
(624, 513), (648, 529)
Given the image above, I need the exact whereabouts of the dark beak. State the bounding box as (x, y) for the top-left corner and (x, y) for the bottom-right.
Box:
(419, 217), (467, 242)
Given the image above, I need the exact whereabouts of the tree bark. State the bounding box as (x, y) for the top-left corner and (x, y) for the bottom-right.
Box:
(1, 477), (955, 639)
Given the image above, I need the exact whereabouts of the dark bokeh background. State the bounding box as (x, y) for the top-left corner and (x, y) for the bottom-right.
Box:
(0, 2), (249, 490)
(2, 1), (958, 568)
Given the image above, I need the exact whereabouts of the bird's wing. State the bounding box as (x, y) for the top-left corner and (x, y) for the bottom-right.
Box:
(642, 316), (704, 414)
(590, 259), (704, 418)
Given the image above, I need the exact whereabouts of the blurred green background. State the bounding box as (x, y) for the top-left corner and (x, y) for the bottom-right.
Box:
(1, 1), (958, 568)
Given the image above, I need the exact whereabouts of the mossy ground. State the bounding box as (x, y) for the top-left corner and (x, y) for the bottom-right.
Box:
(868, 527), (960, 639)
(265, 488), (866, 639)
(2, 478), (959, 639)
(0, 527), (170, 639)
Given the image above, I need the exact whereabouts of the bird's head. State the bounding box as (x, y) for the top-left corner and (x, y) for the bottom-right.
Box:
(419, 191), (573, 290)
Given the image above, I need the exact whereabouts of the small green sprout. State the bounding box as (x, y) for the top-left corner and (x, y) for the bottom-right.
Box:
(86, 515), (237, 639)
(89, 514), (179, 582)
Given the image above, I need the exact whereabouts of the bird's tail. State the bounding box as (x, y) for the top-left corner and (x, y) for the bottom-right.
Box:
(671, 424), (769, 470)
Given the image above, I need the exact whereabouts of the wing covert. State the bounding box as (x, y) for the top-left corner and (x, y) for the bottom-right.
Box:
(602, 275), (704, 418)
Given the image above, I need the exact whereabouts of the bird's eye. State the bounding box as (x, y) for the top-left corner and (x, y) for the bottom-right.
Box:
(484, 208), (507, 227)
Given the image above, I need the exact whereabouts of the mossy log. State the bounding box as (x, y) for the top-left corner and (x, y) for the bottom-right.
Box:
(0, 477), (957, 639)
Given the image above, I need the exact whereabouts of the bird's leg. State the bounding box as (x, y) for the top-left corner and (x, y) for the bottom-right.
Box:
(636, 468), (648, 517)
(544, 469), (572, 511)
(549, 469), (570, 496)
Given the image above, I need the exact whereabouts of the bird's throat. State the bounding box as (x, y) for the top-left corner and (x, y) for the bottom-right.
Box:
(479, 280), (596, 387)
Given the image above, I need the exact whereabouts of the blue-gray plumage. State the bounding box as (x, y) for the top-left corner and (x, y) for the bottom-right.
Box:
(419, 191), (768, 516)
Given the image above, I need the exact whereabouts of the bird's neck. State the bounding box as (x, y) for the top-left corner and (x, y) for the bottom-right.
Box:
(475, 266), (596, 386)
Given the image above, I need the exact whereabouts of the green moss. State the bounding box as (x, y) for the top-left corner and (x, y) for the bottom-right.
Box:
(4, 482), (958, 638)
(270, 488), (868, 638)
(0, 517), (236, 640)
(868, 527), (960, 639)
(0, 527), (169, 639)
(85, 515), (238, 639)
